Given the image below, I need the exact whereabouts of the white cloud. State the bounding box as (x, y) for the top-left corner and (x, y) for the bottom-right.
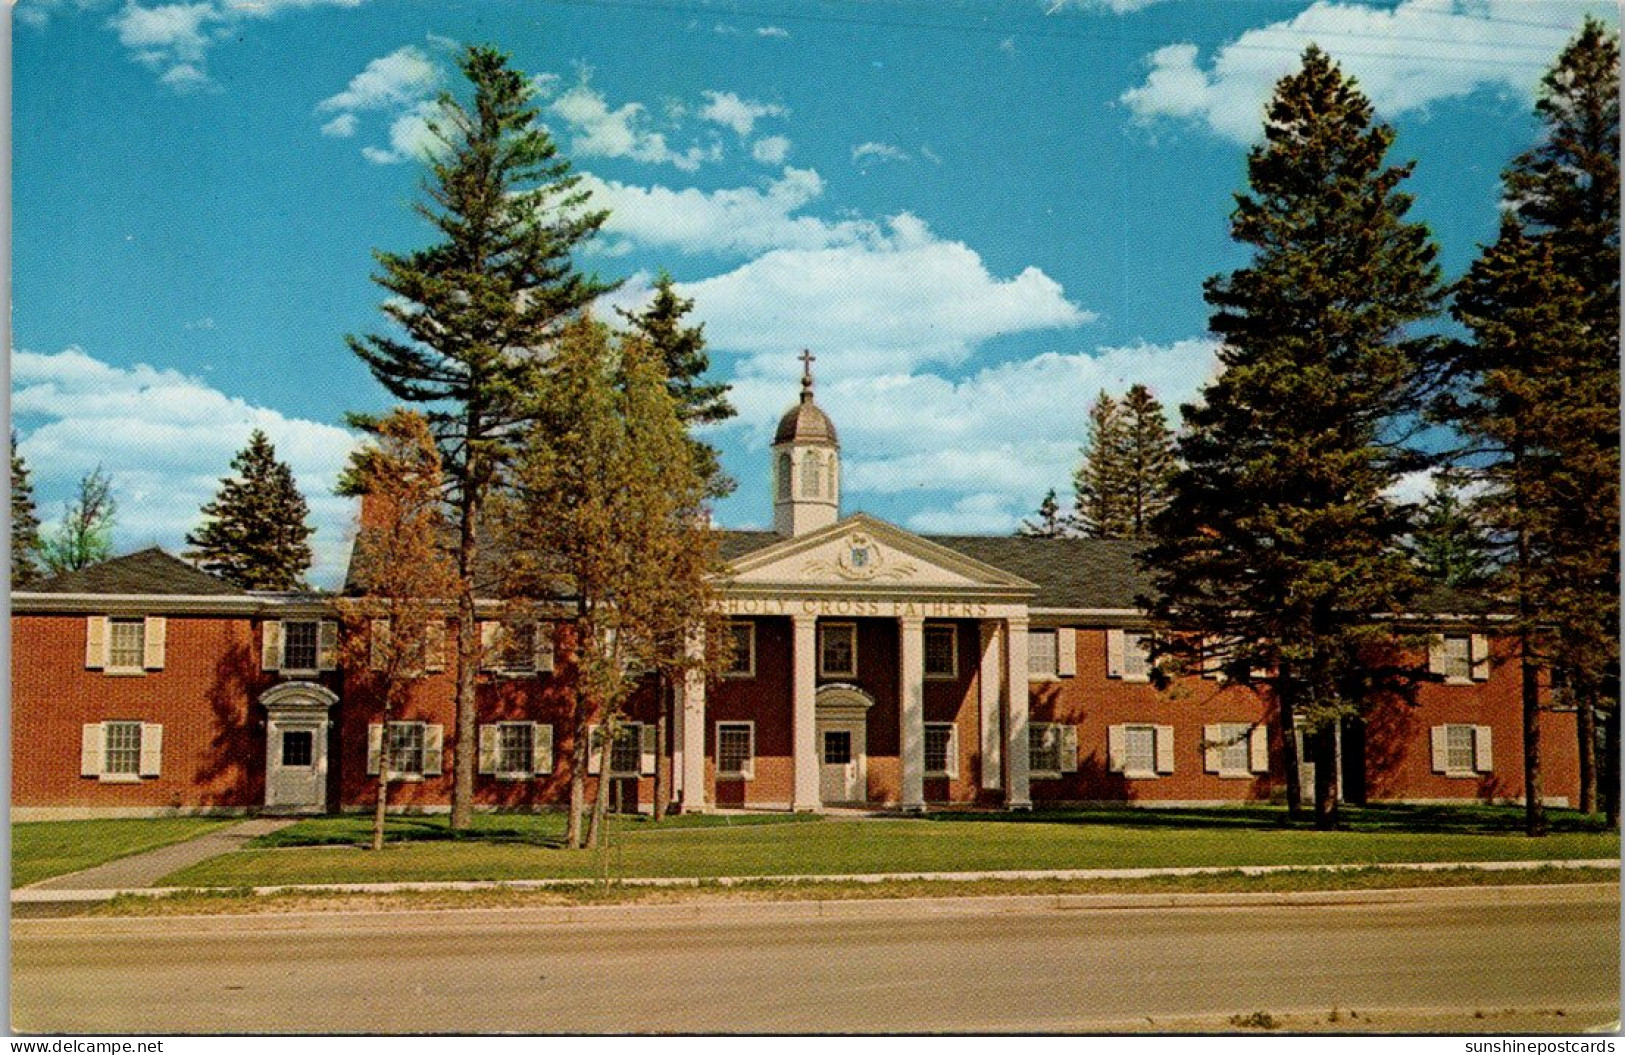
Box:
(580, 167), (884, 257)
(698, 90), (786, 137)
(12, 347), (361, 586)
(756, 25), (790, 38)
(317, 44), (439, 113)
(1121, 0), (1617, 143)
(907, 493), (1027, 534)
(683, 213), (1095, 377)
(106, 0), (366, 90)
(320, 113), (358, 138)
(550, 81), (719, 171)
(852, 141), (910, 164)
(751, 135), (792, 164)
(1046, 0), (1169, 12)
(358, 99), (447, 165)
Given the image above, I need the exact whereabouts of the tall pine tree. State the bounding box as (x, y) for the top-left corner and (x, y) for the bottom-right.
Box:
(1446, 220), (1599, 837)
(1142, 47), (1443, 828)
(11, 432), (41, 588)
(617, 272), (736, 497)
(186, 430), (315, 590)
(1499, 18), (1620, 822)
(1072, 392), (1130, 538)
(347, 45), (615, 830)
(1118, 384), (1177, 536)
(1018, 489), (1068, 538)
(1410, 471), (1489, 589)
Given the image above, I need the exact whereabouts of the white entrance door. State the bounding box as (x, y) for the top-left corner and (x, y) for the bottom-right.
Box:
(818, 723), (865, 804)
(267, 719), (326, 810)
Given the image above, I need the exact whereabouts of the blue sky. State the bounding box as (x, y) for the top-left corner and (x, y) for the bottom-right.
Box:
(12, 0), (1615, 586)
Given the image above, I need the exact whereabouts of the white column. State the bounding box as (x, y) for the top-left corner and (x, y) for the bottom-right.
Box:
(899, 615), (926, 812)
(978, 621), (1003, 792)
(678, 631), (709, 813)
(1004, 615), (1032, 809)
(792, 613), (820, 811)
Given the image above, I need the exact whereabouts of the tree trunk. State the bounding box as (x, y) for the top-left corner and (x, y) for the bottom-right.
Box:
(586, 720), (615, 850)
(1276, 672), (1303, 822)
(1312, 724), (1339, 830)
(653, 673), (669, 823)
(566, 698), (586, 849)
(1522, 652), (1547, 837)
(450, 482), (481, 832)
(1577, 691), (1597, 814)
(1604, 702), (1620, 830)
(372, 700), (392, 851)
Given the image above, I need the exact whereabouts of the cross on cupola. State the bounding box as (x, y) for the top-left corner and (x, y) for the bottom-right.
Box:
(772, 349), (840, 536)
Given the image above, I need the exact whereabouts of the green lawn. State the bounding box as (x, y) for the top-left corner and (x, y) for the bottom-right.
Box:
(159, 804), (1619, 888)
(12, 817), (233, 888)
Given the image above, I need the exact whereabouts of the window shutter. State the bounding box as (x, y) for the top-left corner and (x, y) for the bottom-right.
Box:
(640, 723), (657, 775)
(425, 620), (447, 673)
(587, 724), (602, 775)
(318, 620), (339, 671)
(143, 616), (166, 670)
(262, 621), (283, 672)
(1249, 725), (1270, 774)
(1429, 726), (1448, 773)
(1427, 635), (1448, 677)
(85, 616), (108, 670)
(536, 624), (555, 674)
(1154, 726), (1176, 774)
(1059, 725), (1079, 774)
(1203, 723), (1222, 773)
(423, 724), (444, 776)
(945, 724), (961, 779)
(80, 723), (104, 777)
(1200, 637), (1219, 679)
(370, 619), (390, 671)
(534, 723), (554, 776)
(139, 724), (163, 777)
(1107, 724), (1126, 774)
(743, 725), (756, 780)
(1474, 726), (1493, 772)
(477, 725), (499, 776)
(366, 724), (383, 776)
(1470, 635), (1491, 681)
(1106, 629), (1125, 678)
(479, 622), (499, 671)
(1056, 628), (1077, 677)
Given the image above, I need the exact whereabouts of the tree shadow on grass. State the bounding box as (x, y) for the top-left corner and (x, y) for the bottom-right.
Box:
(922, 802), (1614, 836)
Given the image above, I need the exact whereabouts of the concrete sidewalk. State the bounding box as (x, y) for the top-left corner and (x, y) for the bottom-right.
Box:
(12, 854), (1617, 904)
(25, 817), (296, 892)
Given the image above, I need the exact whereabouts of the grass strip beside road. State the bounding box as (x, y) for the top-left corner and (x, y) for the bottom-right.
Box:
(73, 865), (1620, 917)
(162, 809), (1621, 888)
(12, 818), (234, 888)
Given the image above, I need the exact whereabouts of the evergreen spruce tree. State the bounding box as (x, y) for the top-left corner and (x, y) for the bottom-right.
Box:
(41, 467), (118, 575)
(1118, 384), (1177, 536)
(347, 45), (615, 830)
(11, 432), (41, 588)
(1498, 18), (1620, 821)
(1141, 47), (1443, 828)
(1447, 221), (1607, 836)
(1410, 471), (1489, 589)
(617, 272), (736, 496)
(1018, 489), (1068, 538)
(185, 430), (315, 591)
(1072, 391), (1130, 538)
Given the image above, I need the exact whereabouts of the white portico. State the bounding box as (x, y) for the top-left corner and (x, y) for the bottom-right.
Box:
(676, 356), (1037, 813)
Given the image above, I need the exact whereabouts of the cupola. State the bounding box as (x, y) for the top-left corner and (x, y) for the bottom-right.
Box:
(772, 350), (840, 537)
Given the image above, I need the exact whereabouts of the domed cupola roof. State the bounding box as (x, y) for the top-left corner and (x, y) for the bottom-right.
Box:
(774, 350), (839, 447)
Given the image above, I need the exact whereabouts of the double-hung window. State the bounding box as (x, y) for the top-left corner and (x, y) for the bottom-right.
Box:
(924, 625), (957, 679)
(924, 722), (958, 778)
(388, 722), (426, 778)
(282, 620), (320, 672)
(103, 721), (143, 777)
(107, 620), (146, 672)
(1122, 632), (1153, 681)
(820, 623), (857, 678)
(717, 722), (755, 780)
(1123, 725), (1157, 776)
(1028, 630), (1058, 678)
(497, 723), (534, 778)
(724, 622), (755, 678)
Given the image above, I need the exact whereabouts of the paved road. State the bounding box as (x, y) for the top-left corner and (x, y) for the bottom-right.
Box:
(12, 887), (1619, 1033)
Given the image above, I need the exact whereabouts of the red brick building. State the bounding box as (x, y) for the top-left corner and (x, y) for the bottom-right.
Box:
(10, 374), (1580, 818)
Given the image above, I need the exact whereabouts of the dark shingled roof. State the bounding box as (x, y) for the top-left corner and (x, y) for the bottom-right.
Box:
(24, 548), (245, 596)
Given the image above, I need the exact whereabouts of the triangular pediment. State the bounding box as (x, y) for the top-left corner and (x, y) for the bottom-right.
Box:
(726, 514), (1035, 593)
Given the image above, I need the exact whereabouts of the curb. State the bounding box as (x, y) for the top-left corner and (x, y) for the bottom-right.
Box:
(11, 857), (1618, 904)
(12, 882), (1618, 931)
